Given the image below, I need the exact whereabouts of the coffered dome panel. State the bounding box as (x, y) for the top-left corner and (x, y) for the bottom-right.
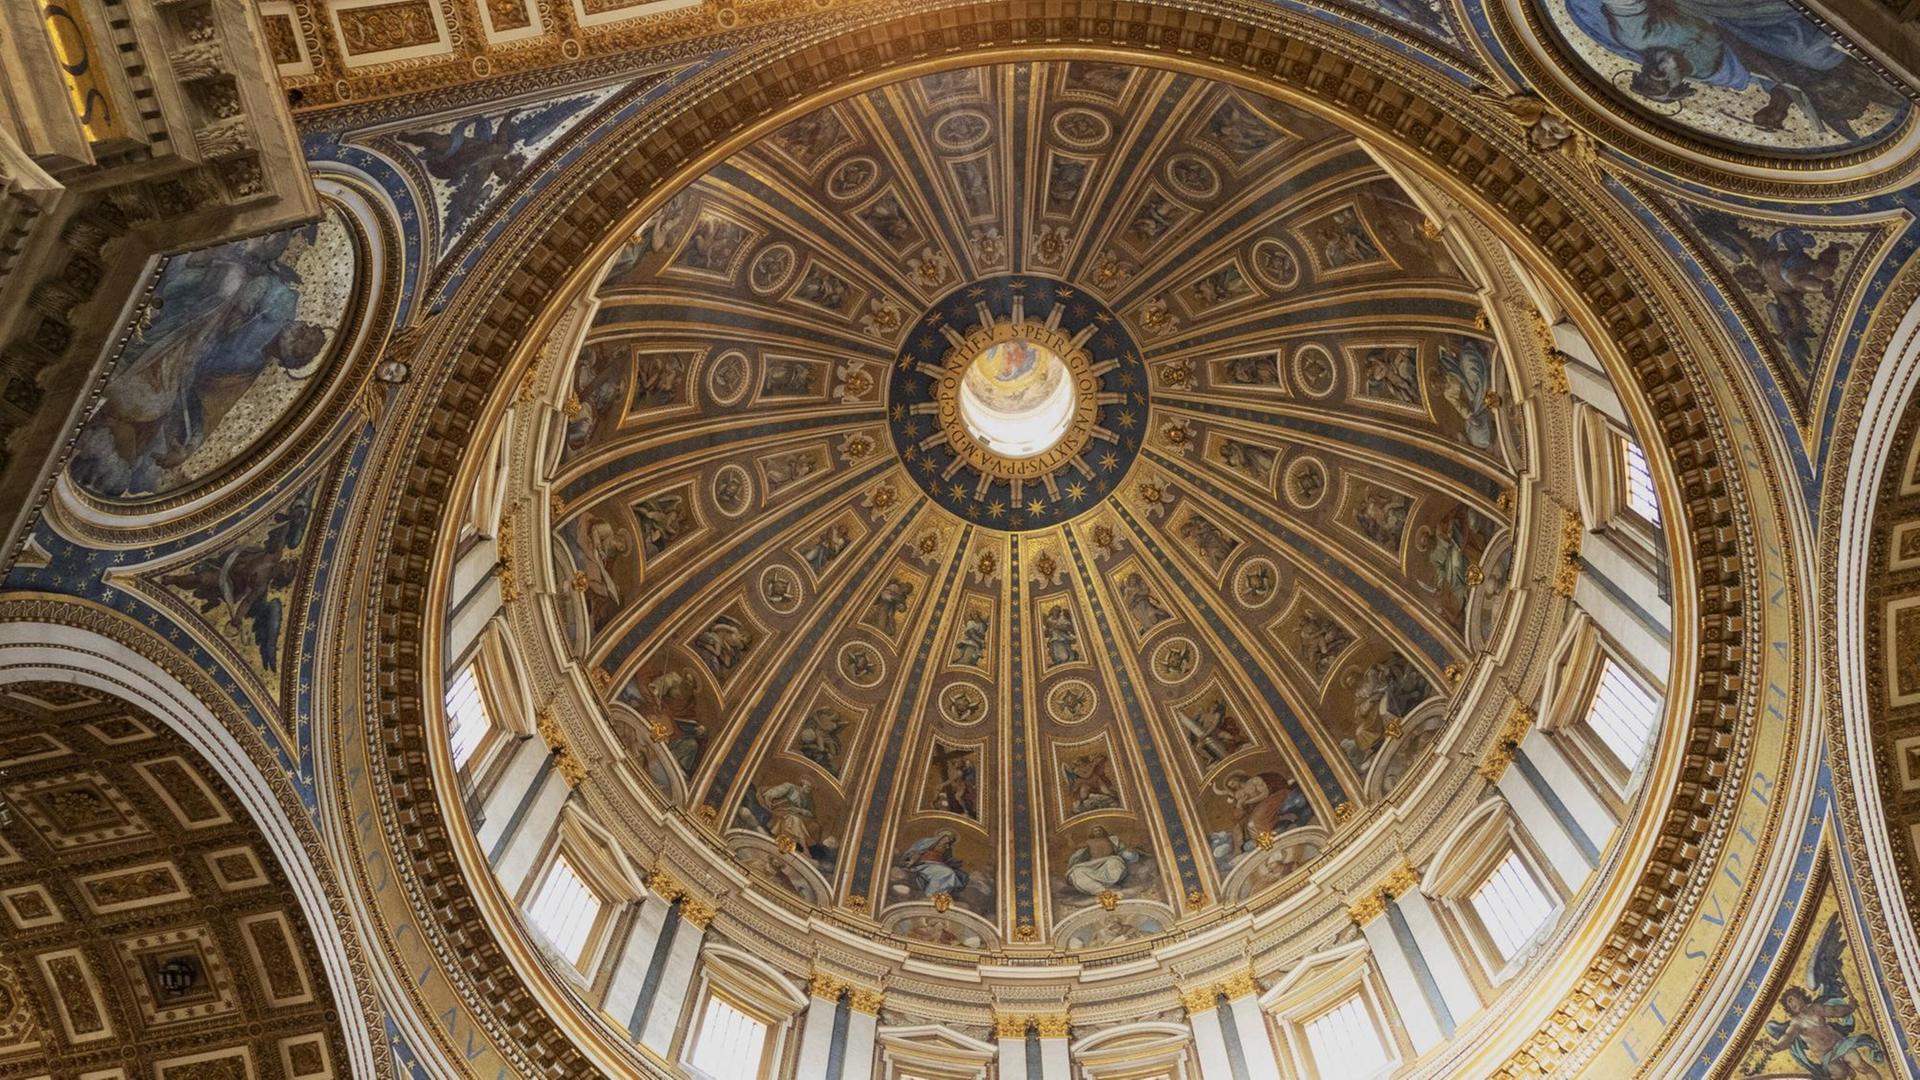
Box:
(534, 60), (1547, 952)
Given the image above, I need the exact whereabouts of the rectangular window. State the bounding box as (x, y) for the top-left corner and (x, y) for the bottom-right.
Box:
(1587, 659), (1660, 769)
(1304, 993), (1392, 1080)
(443, 662), (494, 770)
(524, 853), (603, 965)
(688, 994), (769, 1079)
(1621, 438), (1661, 526)
(1470, 851), (1556, 962)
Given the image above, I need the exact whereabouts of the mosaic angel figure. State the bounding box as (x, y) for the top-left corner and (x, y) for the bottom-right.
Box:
(1756, 914), (1887, 1079)
(160, 487), (311, 673)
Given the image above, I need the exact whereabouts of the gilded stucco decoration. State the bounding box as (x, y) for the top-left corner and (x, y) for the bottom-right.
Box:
(306, 1), (1841, 1069)
(534, 61), (1540, 952)
(0, 0), (1910, 1074)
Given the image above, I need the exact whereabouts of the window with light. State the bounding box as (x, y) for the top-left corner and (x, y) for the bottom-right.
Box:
(1470, 851), (1556, 962)
(443, 661), (494, 770)
(1304, 992), (1392, 1080)
(523, 853), (603, 965)
(1586, 658), (1660, 769)
(688, 994), (770, 1079)
(1620, 437), (1660, 525)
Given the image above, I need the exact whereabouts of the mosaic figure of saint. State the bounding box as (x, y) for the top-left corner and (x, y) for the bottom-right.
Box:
(1210, 769), (1312, 873)
(1064, 825), (1145, 897)
(1063, 752), (1121, 815)
(1563, 0), (1902, 141)
(1181, 695), (1249, 767)
(1042, 603), (1082, 665)
(951, 607), (991, 667)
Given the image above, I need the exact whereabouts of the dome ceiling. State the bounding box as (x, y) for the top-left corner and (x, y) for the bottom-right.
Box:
(545, 61), (1522, 950)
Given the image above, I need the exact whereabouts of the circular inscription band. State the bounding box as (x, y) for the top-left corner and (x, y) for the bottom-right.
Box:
(888, 275), (1148, 530)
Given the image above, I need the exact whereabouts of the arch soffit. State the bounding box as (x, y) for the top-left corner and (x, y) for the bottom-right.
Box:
(1822, 272), (1920, 1039)
(0, 604), (387, 1079)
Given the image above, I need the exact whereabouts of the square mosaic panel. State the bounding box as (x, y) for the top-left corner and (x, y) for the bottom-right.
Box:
(6, 771), (149, 849)
(1, 883), (63, 929)
(133, 757), (233, 829)
(115, 925), (239, 1026)
(153, 1045), (256, 1080)
(278, 1032), (335, 1079)
(203, 846), (269, 891)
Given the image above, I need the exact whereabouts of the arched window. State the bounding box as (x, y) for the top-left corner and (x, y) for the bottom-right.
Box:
(1423, 800), (1568, 987)
(1618, 437), (1660, 526)
(1266, 947), (1404, 1080)
(443, 661), (495, 770)
(1585, 657), (1660, 771)
(1536, 618), (1666, 814)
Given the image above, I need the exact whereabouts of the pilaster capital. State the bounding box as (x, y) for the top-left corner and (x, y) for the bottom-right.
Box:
(644, 867), (685, 903)
(679, 897), (717, 929)
(1217, 970), (1259, 1002)
(1478, 703), (1536, 783)
(1349, 861), (1421, 924)
(1032, 1013), (1071, 1038)
(994, 1013), (1031, 1039)
(1179, 985), (1218, 1015)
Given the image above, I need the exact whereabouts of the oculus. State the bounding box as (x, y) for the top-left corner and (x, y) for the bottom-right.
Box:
(888, 275), (1148, 530)
(956, 338), (1076, 460)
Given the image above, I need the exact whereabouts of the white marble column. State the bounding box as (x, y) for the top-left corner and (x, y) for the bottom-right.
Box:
(840, 987), (882, 1080)
(1393, 889), (1482, 1025)
(1033, 1016), (1072, 1080)
(1182, 994), (1236, 1080)
(794, 979), (842, 1080)
(1359, 908), (1448, 1053)
(996, 1017), (1030, 1080)
(473, 735), (547, 856)
(638, 896), (712, 1056)
(444, 544), (502, 667)
(1224, 994), (1283, 1080)
(603, 894), (674, 1036)
(492, 761), (569, 897)
(1494, 751), (1596, 891)
(1517, 728), (1617, 854)
(1574, 534), (1666, 676)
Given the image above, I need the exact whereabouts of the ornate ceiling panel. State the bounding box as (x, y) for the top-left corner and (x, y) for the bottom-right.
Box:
(0, 684), (348, 1080)
(266, 0), (1497, 115)
(543, 61), (1526, 948)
